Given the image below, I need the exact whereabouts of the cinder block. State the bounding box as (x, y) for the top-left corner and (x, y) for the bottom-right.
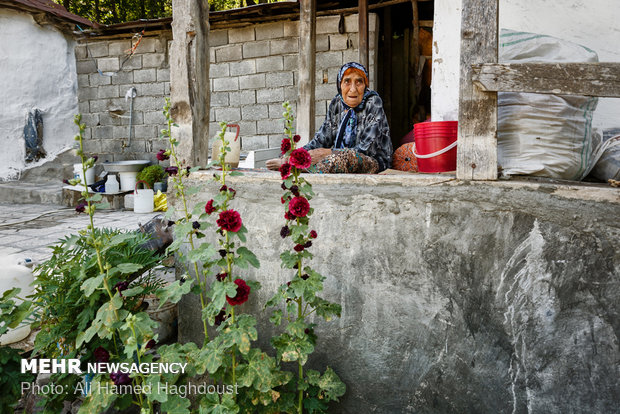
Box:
(97, 57), (120, 72)
(283, 55), (298, 71)
(256, 88), (284, 104)
(316, 83), (336, 100)
(270, 38), (298, 55)
(98, 85), (120, 99)
(164, 82), (170, 95)
(100, 139), (124, 154)
(228, 27), (254, 44)
(347, 33), (358, 49)
(236, 120), (257, 136)
(213, 77), (239, 92)
(120, 55), (142, 70)
(266, 72), (294, 88)
(210, 29), (229, 47)
(134, 69), (157, 83)
(316, 34), (329, 52)
(241, 104), (268, 121)
(344, 14), (358, 33)
(283, 20), (299, 37)
(257, 119), (284, 134)
(133, 96), (166, 111)
(211, 92), (229, 107)
(316, 51), (343, 69)
(241, 135), (269, 150)
(284, 86), (298, 102)
(82, 139), (101, 154)
(142, 53), (166, 68)
(120, 111), (143, 125)
(255, 21), (284, 40)
(157, 68), (170, 82)
(93, 126), (114, 139)
(111, 71), (134, 85)
(229, 59), (256, 77)
(80, 113), (99, 127)
(98, 112), (123, 126)
(242, 40), (270, 59)
(78, 101), (90, 114)
(268, 135), (285, 148)
(77, 74), (90, 88)
(89, 99), (111, 113)
(136, 37), (162, 54)
(329, 34), (348, 50)
(134, 83), (165, 97)
(268, 103), (285, 119)
(75, 45), (88, 60)
(89, 74), (112, 86)
(229, 90), (256, 106)
(109, 40), (132, 56)
(133, 125), (156, 139)
(315, 115), (326, 128)
(215, 107), (241, 123)
(238, 74), (265, 90)
(210, 63), (229, 78)
(210, 48), (216, 63)
(316, 16), (340, 34)
(256, 56), (283, 73)
(85, 42), (108, 57)
(342, 49), (358, 64)
(316, 100), (327, 116)
(215, 44), (242, 62)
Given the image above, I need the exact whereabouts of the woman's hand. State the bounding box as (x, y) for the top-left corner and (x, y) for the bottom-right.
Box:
(266, 157), (285, 171)
(308, 148), (332, 165)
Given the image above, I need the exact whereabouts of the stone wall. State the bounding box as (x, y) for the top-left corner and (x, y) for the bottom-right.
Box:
(75, 13), (378, 161)
(171, 172), (620, 413)
(75, 34), (171, 163)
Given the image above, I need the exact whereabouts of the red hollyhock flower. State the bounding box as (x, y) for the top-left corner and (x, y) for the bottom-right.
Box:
(289, 148), (312, 169)
(75, 201), (87, 214)
(294, 244), (305, 252)
(156, 149), (169, 161)
(281, 138), (292, 155)
(279, 162), (292, 179)
(165, 166), (178, 176)
(309, 230), (318, 239)
(205, 199), (216, 215)
(284, 211), (296, 221)
(217, 209), (242, 232)
(226, 278), (251, 306)
(289, 196), (310, 218)
(93, 346), (110, 363)
(110, 372), (131, 386)
(293, 134), (301, 143)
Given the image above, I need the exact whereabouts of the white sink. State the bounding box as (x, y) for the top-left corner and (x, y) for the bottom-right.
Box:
(102, 160), (151, 172)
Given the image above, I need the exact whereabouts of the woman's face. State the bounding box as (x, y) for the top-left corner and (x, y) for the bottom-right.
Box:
(340, 72), (365, 107)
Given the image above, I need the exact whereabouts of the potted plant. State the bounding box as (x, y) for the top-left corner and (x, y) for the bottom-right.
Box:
(136, 164), (167, 192)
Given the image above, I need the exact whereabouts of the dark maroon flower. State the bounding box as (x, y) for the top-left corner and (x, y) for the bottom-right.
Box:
(93, 155), (99, 162)
(279, 162), (292, 179)
(304, 328), (311, 334)
(281, 182), (287, 191)
(214, 308), (228, 326)
(220, 185), (228, 192)
(290, 185), (300, 196)
(289, 196), (310, 218)
(226, 278), (251, 306)
(289, 148), (312, 169)
(280, 226), (290, 238)
(218, 249), (227, 257)
(110, 372), (131, 386)
(185, 166), (191, 175)
(217, 209), (242, 232)
(216, 272), (228, 281)
(309, 230), (317, 239)
(156, 149), (169, 161)
(294, 244), (305, 252)
(93, 346), (109, 363)
(293, 263), (298, 269)
(205, 199), (216, 215)
(284, 211), (296, 221)
(192, 221), (200, 229)
(114, 281), (129, 296)
(165, 166), (178, 176)
(75, 201), (87, 213)
(145, 339), (156, 349)
(281, 138), (292, 155)
(301, 274), (309, 280)
(63, 179), (70, 185)
(304, 241), (312, 248)
(293, 135), (301, 143)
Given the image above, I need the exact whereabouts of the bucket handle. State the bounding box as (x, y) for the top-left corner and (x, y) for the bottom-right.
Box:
(226, 124), (240, 142)
(413, 140), (457, 159)
(134, 180), (151, 193)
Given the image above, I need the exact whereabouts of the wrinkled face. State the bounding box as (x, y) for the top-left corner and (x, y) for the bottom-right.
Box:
(340, 72), (366, 107)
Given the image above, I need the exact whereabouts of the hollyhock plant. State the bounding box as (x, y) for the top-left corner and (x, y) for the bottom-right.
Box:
(309, 230), (318, 239)
(156, 149), (169, 161)
(281, 138), (292, 155)
(110, 372), (131, 386)
(279, 162), (292, 179)
(205, 199), (216, 215)
(226, 278), (251, 306)
(293, 134), (301, 143)
(289, 196), (310, 218)
(165, 166), (178, 176)
(289, 148), (312, 169)
(217, 209), (242, 232)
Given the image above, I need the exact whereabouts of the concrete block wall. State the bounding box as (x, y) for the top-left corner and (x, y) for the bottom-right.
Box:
(75, 35), (171, 163)
(208, 13), (378, 150)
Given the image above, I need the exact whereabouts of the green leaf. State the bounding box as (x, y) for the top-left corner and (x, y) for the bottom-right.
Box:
(200, 392), (239, 414)
(229, 171), (244, 176)
(119, 285), (144, 297)
(77, 377), (117, 414)
(156, 280), (192, 308)
(270, 309), (283, 326)
(161, 393), (191, 414)
(317, 366), (346, 402)
(111, 262), (144, 275)
(234, 225), (247, 243)
(280, 251), (298, 269)
(189, 166), (201, 173)
(200, 340), (225, 374)
(80, 274), (104, 297)
(186, 185), (201, 196)
(236, 246), (260, 269)
(187, 243), (217, 263)
(145, 375), (167, 403)
(208, 280), (237, 312)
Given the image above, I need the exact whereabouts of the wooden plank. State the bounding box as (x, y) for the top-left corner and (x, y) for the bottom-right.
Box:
(297, 0), (316, 145)
(457, 0), (498, 180)
(359, 0), (369, 69)
(472, 62), (620, 98)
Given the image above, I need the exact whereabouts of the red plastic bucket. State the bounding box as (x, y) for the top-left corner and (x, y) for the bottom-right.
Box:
(413, 121), (458, 172)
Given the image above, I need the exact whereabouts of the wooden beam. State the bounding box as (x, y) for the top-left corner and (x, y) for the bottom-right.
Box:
(359, 0), (369, 69)
(457, 0), (499, 180)
(297, 0), (316, 145)
(472, 62), (620, 98)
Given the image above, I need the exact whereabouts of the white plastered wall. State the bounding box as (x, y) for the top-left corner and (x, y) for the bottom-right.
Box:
(0, 9), (78, 181)
(431, 0), (620, 133)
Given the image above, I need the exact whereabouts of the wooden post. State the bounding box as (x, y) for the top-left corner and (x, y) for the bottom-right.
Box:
(169, 0), (210, 167)
(297, 0), (316, 145)
(359, 0), (369, 69)
(456, 0), (498, 180)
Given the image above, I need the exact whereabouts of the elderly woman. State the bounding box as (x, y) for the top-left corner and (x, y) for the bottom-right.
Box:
(267, 62), (392, 173)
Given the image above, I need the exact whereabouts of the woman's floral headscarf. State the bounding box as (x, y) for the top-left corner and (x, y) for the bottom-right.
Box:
(336, 62), (370, 95)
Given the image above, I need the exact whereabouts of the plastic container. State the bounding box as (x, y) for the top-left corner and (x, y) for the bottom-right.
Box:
(119, 171), (138, 191)
(212, 124), (241, 168)
(134, 180), (154, 213)
(413, 121), (458, 172)
(105, 174), (120, 193)
(73, 163), (95, 186)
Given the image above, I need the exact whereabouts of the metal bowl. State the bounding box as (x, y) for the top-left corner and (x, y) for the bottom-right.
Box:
(101, 160), (151, 173)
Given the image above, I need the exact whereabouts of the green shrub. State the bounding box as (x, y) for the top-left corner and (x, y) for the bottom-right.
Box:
(137, 164), (166, 188)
